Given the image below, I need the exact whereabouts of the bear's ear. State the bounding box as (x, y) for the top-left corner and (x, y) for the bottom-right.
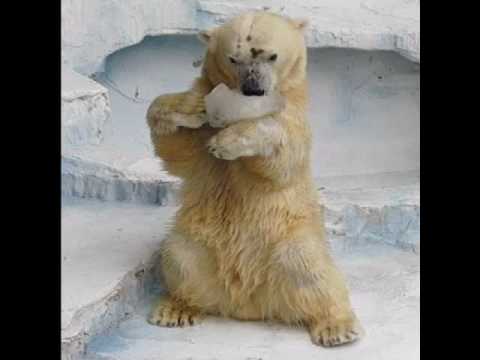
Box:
(291, 18), (309, 32)
(198, 28), (217, 46)
(198, 29), (212, 44)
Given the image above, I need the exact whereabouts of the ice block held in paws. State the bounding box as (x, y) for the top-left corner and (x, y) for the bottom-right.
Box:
(205, 83), (285, 128)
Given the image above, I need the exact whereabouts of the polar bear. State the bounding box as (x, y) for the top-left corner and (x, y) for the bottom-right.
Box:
(146, 11), (364, 347)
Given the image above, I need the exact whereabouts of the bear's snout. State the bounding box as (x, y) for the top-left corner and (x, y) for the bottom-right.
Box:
(241, 77), (265, 96)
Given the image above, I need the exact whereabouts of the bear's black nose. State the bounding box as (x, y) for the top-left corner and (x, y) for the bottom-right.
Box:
(241, 78), (265, 96)
(242, 88), (265, 96)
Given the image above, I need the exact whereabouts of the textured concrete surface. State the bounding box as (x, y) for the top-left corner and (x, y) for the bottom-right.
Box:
(61, 197), (177, 359)
(86, 244), (419, 360)
(62, 67), (111, 152)
(61, 156), (180, 206)
(61, 36), (419, 202)
(320, 170), (420, 254)
(61, 0), (419, 75)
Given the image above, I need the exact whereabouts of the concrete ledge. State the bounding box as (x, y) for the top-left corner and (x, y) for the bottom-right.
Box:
(320, 171), (419, 253)
(62, 67), (111, 151)
(61, 198), (177, 360)
(61, 156), (179, 206)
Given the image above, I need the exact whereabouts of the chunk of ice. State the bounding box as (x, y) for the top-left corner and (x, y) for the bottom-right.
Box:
(205, 83), (285, 128)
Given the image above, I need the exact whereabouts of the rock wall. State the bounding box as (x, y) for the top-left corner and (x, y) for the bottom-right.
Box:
(61, 0), (419, 75)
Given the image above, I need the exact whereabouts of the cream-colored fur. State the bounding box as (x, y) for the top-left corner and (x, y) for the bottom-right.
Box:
(146, 11), (364, 347)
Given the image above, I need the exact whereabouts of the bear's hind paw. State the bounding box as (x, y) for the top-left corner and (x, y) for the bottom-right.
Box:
(148, 298), (203, 328)
(310, 316), (365, 347)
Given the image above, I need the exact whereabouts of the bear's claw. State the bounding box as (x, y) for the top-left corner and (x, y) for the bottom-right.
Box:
(148, 300), (202, 328)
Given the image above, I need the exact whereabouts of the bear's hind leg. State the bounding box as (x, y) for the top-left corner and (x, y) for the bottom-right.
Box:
(148, 231), (225, 327)
(271, 226), (365, 347)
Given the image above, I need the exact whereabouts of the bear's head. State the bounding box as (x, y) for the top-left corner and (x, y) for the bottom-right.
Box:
(198, 11), (308, 96)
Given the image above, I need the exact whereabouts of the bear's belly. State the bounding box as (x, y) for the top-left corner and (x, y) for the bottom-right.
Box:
(173, 177), (322, 318)
(176, 179), (318, 244)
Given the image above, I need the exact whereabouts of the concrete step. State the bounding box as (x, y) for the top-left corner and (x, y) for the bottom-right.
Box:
(61, 198), (177, 360)
(62, 67), (111, 152)
(61, 156), (179, 206)
(320, 171), (419, 254)
(86, 245), (419, 360)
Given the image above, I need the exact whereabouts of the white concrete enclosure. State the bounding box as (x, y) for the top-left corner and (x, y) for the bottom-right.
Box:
(61, 1), (419, 360)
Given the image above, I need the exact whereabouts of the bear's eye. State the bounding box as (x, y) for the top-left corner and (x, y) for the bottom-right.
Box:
(269, 54), (278, 62)
(229, 56), (237, 64)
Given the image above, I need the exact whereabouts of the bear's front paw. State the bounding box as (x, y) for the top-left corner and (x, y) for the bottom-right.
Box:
(147, 110), (175, 135)
(148, 110), (206, 135)
(207, 131), (256, 160)
(170, 112), (207, 129)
